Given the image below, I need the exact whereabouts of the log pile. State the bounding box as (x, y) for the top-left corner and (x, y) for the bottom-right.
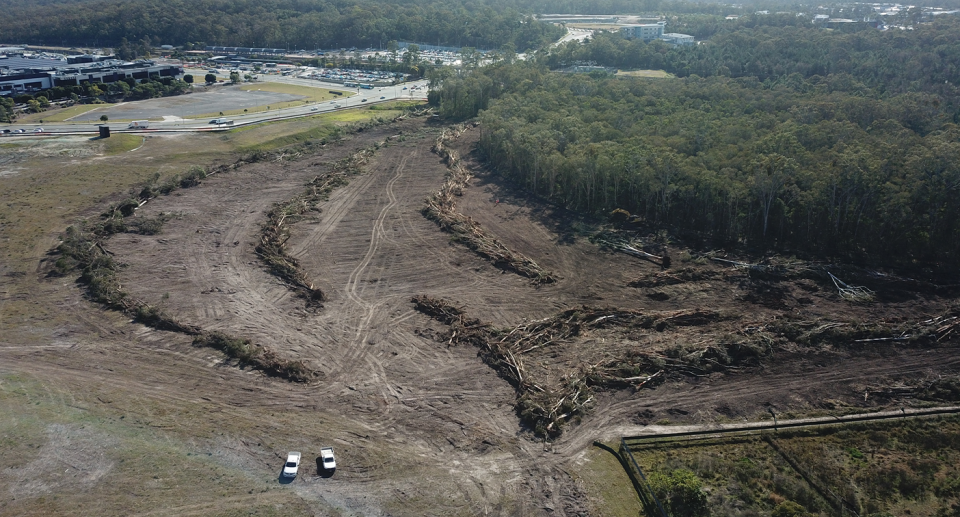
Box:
(412, 297), (722, 437)
(257, 144), (381, 305)
(424, 127), (556, 285)
(591, 230), (670, 268)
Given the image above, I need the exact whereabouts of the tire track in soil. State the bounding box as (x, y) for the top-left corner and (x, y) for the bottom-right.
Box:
(335, 150), (409, 402)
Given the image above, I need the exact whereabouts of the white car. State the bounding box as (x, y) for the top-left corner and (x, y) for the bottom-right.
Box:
(33, 127), (44, 133)
(281, 451), (301, 478)
(320, 447), (336, 471)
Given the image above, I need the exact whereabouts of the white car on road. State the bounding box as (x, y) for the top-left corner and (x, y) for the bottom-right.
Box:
(281, 451), (301, 478)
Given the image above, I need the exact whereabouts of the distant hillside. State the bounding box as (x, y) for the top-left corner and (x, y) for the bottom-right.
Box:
(0, 0), (563, 52)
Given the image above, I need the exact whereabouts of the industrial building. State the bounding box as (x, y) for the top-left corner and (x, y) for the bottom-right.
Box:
(0, 52), (182, 96)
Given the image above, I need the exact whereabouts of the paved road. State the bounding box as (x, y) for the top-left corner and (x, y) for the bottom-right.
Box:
(2, 77), (430, 136)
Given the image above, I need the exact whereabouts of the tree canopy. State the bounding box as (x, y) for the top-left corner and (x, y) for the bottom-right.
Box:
(431, 20), (960, 274)
(0, 0), (563, 51)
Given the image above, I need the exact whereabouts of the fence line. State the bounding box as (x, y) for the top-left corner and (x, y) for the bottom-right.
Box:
(619, 438), (668, 517)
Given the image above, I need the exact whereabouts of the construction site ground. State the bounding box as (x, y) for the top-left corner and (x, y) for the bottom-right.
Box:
(1, 118), (958, 516)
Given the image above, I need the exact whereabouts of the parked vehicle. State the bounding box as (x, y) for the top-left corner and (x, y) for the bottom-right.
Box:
(128, 120), (150, 129)
(319, 447), (336, 471)
(282, 452), (301, 478)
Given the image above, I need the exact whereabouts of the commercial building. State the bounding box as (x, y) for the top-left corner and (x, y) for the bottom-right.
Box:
(661, 33), (695, 46)
(205, 46), (287, 56)
(619, 22), (666, 41)
(619, 22), (695, 45)
(0, 53), (182, 96)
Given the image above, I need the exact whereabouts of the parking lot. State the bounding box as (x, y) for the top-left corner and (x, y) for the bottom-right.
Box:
(68, 85), (305, 122)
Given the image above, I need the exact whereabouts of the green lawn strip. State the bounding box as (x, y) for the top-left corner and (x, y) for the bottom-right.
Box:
(101, 133), (144, 155)
(233, 110), (401, 154)
(575, 444), (644, 516)
(16, 104), (105, 123)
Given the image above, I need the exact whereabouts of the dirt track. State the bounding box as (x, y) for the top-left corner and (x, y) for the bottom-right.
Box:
(4, 118), (959, 516)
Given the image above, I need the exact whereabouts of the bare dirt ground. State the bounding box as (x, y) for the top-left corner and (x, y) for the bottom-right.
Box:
(2, 119), (958, 516)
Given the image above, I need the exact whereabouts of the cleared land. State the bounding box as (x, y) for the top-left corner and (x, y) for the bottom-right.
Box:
(1, 117), (958, 516)
(615, 69), (674, 78)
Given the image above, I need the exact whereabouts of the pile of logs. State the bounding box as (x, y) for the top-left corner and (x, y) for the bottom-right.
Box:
(413, 296), (684, 436)
(592, 231), (670, 268)
(424, 127), (556, 285)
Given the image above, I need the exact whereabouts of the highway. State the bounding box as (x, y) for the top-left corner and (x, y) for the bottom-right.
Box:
(1, 76), (430, 136)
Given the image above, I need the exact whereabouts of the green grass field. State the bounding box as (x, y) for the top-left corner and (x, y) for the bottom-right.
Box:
(615, 69), (675, 78)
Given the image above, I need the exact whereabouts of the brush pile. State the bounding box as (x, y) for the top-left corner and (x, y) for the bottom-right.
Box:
(257, 144), (381, 305)
(55, 223), (318, 382)
(412, 295), (738, 437)
(423, 127), (555, 285)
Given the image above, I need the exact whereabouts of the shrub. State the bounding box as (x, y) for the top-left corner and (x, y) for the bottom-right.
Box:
(649, 468), (709, 517)
(772, 501), (813, 517)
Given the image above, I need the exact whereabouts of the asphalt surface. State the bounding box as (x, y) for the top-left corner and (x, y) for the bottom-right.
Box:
(68, 87), (304, 122)
(2, 76), (430, 135)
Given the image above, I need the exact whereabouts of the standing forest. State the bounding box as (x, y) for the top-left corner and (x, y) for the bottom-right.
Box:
(431, 17), (960, 275)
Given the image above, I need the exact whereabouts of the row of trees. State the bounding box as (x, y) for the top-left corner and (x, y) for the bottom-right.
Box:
(545, 18), (960, 99)
(0, 0), (563, 52)
(9, 77), (192, 110)
(0, 97), (15, 123)
(431, 60), (960, 271)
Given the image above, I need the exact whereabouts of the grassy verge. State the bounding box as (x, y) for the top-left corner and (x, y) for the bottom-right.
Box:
(100, 133), (143, 155)
(233, 110), (402, 155)
(16, 104), (104, 123)
(575, 445), (644, 516)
